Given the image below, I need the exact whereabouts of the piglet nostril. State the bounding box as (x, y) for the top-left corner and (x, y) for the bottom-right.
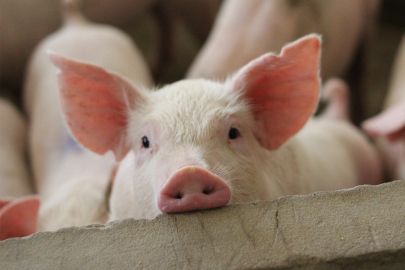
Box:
(174, 193), (182, 199)
(202, 188), (213, 195)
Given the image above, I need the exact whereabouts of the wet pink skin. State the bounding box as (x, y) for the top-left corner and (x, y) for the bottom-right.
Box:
(158, 166), (231, 213)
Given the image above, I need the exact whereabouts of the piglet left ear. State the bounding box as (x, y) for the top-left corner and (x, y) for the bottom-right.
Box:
(49, 53), (146, 161)
(230, 34), (321, 150)
(362, 100), (405, 141)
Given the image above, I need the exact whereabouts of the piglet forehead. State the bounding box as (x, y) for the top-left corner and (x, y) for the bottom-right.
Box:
(138, 79), (247, 144)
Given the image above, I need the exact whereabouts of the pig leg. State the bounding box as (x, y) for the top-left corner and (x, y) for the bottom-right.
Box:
(0, 98), (32, 197)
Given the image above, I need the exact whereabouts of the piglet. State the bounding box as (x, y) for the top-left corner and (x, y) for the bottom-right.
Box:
(362, 35), (405, 181)
(24, 0), (152, 231)
(0, 0), (157, 92)
(50, 34), (382, 221)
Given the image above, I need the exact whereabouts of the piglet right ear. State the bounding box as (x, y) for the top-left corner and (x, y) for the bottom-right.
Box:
(230, 34), (321, 150)
(49, 53), (147, 161)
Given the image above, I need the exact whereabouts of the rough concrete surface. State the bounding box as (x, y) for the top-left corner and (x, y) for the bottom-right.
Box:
(1, 180), (404, 270)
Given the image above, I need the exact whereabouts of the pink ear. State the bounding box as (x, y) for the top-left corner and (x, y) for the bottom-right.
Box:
(0, 196), (40, 240)
(0, 198), (12, 209)
(49, 53), (146, 161)
(362, 100), (405, 141)
(231, 34), (321, 150)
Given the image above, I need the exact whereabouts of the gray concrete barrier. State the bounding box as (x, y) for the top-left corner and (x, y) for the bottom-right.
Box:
(1, 180), (405, 269)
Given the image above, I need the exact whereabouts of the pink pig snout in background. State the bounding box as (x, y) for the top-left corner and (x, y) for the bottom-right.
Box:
(0, 196), (40, 241)
(158, 166), (231, 213)
(362, 34), (405, 181)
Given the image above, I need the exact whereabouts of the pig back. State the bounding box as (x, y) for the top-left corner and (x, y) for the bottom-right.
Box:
(293, 118), (382, 191)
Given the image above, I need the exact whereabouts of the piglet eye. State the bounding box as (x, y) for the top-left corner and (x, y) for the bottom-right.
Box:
(142, 136), (150, 148)
(228, 127), (240, 140)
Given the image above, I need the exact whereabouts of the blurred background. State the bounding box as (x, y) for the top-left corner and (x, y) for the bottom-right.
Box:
(1, 0), (404, 124)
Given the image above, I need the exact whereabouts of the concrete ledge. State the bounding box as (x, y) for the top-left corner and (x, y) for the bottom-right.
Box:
(1, 181), (405, 269)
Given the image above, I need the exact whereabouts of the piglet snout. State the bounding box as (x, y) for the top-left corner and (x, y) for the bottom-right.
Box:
(158, 166), (231, 213)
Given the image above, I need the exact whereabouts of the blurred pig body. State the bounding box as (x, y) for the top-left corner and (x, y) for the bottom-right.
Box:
(50, 35), (382, 222)
(0, 0), (156, 92)
(187, 0), (379, 80)
(0, 98), (39, 240)
(24, 2), (152, 231)
(0, 98), (32, 197)
(363, 35), (405, 180)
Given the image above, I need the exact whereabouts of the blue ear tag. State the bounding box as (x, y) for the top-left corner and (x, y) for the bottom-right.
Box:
(64, 134), (84, 153)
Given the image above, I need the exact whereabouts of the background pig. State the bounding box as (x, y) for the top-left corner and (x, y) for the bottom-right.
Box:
(24, 0), (152, 231)
(50, 35), (382, 222)
(0, 0), (157, 97)
(187, 0), (380, 80)
(159, 0), (221, 44)
(362, 34), (405, 181)
(0, 98), (39, 240)
(0, 98), (32, 197)
(186, 0), (380, 123)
